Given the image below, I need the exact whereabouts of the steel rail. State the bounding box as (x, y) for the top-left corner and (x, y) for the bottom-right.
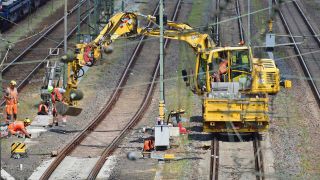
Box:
(2, 0), (87, 73)
(253, 133), (264, 180)
(274, 0), (320, 104)
(235, 0), (245, 43)
(0, 0), (90, 106)
(39, 1), (165, 179)
(209, 135), (219, 180)
(87, 0), (183, 178)
(292, 1), (320, 47)
(214, 0), (220, 45)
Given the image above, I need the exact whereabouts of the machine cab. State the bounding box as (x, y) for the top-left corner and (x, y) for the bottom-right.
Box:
(203, 46), (282, 94)
(198, 46), (253, 93)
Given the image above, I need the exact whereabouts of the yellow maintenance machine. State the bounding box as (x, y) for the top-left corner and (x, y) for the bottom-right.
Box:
(60, 12), (291, 133)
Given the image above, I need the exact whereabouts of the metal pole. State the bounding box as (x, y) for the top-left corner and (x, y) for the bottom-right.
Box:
(248, 0), (251, 45)
(269, 0), (272, 18)
(159, 0), (165, 122)
(63, 0), (68, 88)
(77, 0), (81, 42)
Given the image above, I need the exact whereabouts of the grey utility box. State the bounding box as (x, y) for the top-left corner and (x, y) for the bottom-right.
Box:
(266, 33), (275, 52)
(154, 125), (170, 149)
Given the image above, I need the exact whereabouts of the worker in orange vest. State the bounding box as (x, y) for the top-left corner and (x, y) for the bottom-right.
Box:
(48, 86), (67, 126)
(143, 137), (155, 152)
(37, 101), (49, 115)
(8, 118), (31, 138)
(5, 80), (18, 123)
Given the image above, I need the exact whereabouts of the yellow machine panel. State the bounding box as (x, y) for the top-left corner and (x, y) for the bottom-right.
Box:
(57, 12), (291, 134)
(203, 97), (269, 133)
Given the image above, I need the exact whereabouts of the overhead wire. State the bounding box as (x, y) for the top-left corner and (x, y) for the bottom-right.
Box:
(3, 0), (319, 53)
(1, 0), (318, 85)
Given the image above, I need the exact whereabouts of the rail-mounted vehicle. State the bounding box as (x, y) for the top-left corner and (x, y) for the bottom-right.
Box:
(46, 12), (291, 133)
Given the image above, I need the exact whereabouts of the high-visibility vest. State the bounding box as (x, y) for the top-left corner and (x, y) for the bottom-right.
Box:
(8, 121), (24, 132)
(51, 88), (63, 103)
(5, 87), (18, 105)
(38, 104), (48, 113)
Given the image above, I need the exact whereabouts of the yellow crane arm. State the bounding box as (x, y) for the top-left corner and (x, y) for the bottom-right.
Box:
(63, 12), (214, 108)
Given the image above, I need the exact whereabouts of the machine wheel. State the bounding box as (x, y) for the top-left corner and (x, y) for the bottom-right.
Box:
(9, 12), (19, 23)
(33, 0), (41, 9)
(21, 3), (31, 16)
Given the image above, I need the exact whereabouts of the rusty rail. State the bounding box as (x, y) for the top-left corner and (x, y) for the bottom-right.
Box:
(253, 133), (264, 180)
(274, 0), (320, 105)
(209, 135), (219, 180)
(40, 0), (183, 178)
(235, 0), (245, 43)
(1, 0), (91, 106)
(87, 0), (183, 178)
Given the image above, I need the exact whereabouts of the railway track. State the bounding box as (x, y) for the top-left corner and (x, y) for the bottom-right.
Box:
(210, 133), (264, 180)
(40, 0), (183, 179)
(209, 136), (219, 180)
(1, 0), (89, 103)
(212, 0), (220, 45)
(219, 0), (243, 45)
(209, 1), (265, 179)
(235, 0), (245, 44)
(253, 133), (264, 180)
(274, 0), (320, 105)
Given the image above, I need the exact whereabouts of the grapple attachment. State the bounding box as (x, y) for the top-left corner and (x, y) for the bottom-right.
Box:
(56, 102), (82, 116)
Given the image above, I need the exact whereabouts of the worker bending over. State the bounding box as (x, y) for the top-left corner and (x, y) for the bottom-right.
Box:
(38, 101), (49, 115)
(8, 118), (31, 138)
(5, 80), (18, 123)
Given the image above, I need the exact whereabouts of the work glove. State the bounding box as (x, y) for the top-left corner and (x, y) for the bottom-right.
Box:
(16, 133), (23, 138)
(26, 134), (32, 139)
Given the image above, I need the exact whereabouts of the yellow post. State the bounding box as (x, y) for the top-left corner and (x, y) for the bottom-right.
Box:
(159, 100), (165, 122)
(268, 19), (273, 33)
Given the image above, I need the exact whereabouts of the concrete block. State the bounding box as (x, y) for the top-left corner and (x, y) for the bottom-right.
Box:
(26, 126), (47, 138)
(32, 115), (53, 127)
(1, 169), (14, 180)
(169, 127), (180, 137)
(29, 158), (55, 180)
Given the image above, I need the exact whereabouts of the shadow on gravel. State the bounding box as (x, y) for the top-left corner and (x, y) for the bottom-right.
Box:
(188, 125), (203, 132)
(188, 133), (212, 141)
(48, 128), (82, 134)
(176, 157), (203, 161)
(215, 133), (263, 142)
(130, 137), (144, 143)
(189, 116), (203, 122)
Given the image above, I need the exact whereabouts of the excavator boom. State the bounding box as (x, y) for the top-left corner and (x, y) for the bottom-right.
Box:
(54, 12), (290, 133)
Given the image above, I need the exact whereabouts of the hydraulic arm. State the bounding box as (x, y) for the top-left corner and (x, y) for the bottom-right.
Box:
(61, 11), (216, 108)
(58, 12), (291, 133)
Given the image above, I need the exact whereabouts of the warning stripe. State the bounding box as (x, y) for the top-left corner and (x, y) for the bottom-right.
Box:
(11, 142), (25, 153)
(11, 142), (21, 153)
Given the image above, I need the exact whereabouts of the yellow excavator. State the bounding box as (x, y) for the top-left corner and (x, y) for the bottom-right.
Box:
(58, 12), (291, 133)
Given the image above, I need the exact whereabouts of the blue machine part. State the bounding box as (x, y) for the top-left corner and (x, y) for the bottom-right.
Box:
(0, 0), (49, 32)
